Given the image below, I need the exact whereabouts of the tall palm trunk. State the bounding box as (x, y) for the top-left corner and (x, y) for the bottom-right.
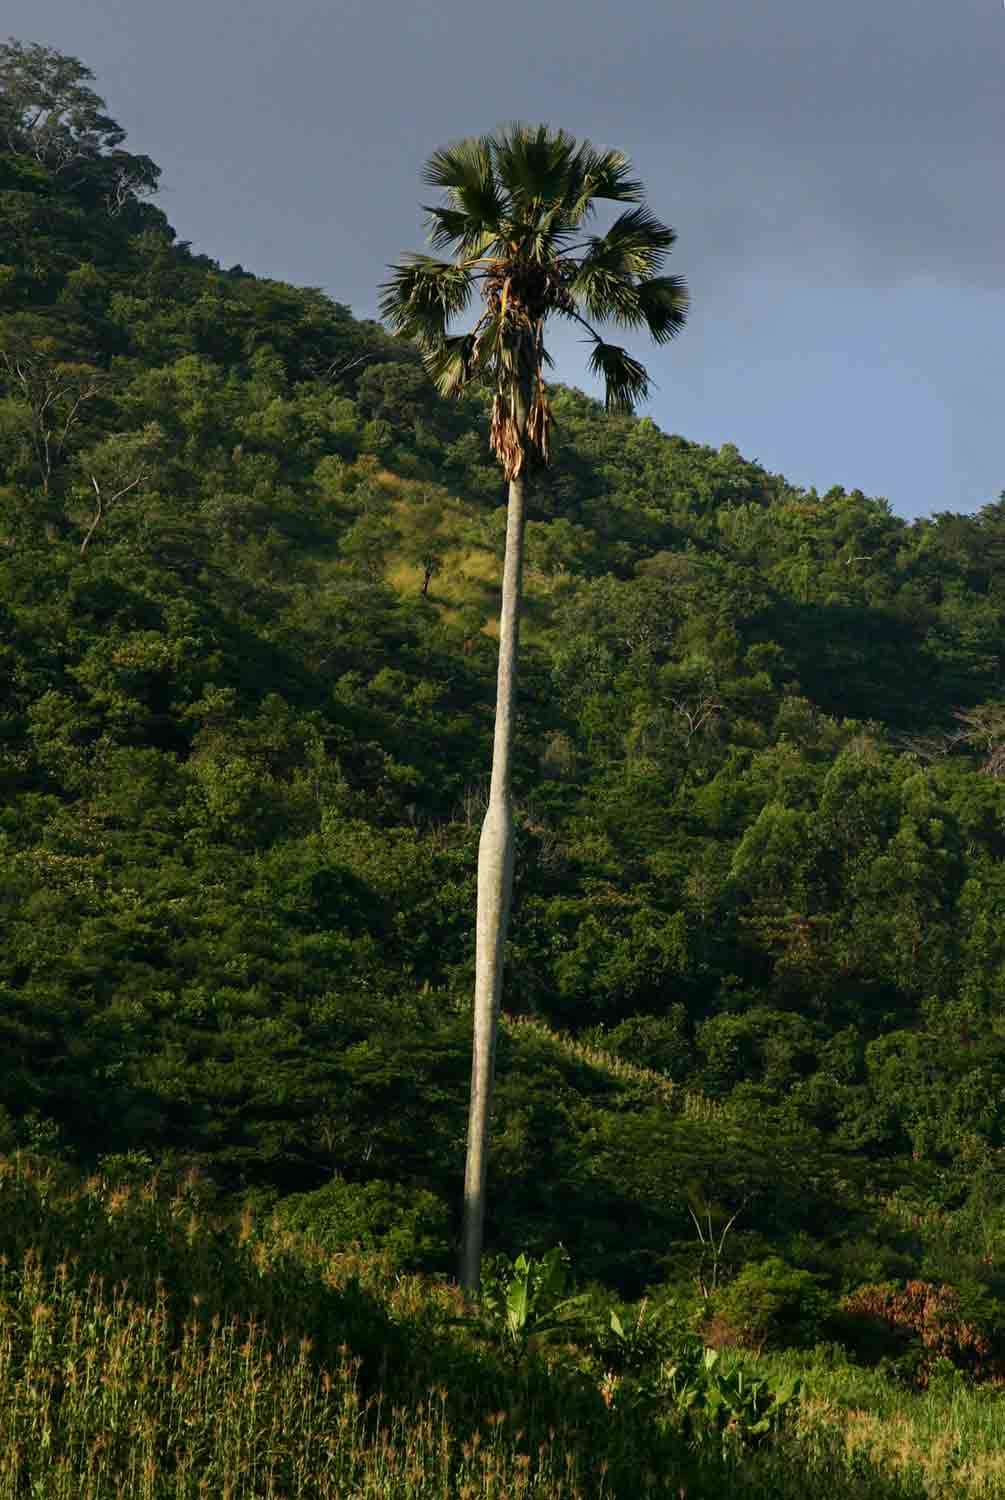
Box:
(460, 378), (529, 1292)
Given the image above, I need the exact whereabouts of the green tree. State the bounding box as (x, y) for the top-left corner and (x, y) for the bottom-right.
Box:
(0, 39), (159, 209)
(0, 342), (104, 507)
(381, 123), (688, 1290)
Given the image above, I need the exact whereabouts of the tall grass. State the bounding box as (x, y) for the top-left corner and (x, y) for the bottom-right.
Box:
(0, 1255), (594, 1498)
(0, 1152), (990, 1497)
(763, 1347), (1005, 1498)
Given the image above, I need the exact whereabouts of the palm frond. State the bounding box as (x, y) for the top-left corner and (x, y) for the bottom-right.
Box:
(422, 333), (478, 398)
(526, 378), (553, 466)
(422, 136), (506, 225)
(549, 143), (646, 229)
(634, 275), (689, 345)
(569, 267), (689, 343)
(581, 206), (677, 277)
(424, 204), (501, 257)
(491, 123), (577, 210)
(378, 255), (474, 345)
(587, 339), (652, 412)
(505, 214), (572, 265)
(568, 263), (645, 327)
(536, 198), (580, 243)
(471, 308), (506, 368)
(569, 144), (644, 212)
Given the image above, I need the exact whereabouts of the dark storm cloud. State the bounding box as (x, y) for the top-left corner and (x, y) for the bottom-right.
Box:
(275, 0), (1003, 291)
(7, 0), (1001, 292)
(456, 0), (1004, 289)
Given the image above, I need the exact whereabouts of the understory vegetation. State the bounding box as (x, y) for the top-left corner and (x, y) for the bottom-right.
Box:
(4, 36), (1005, 1496)
(6, 1153), (1005, 1499)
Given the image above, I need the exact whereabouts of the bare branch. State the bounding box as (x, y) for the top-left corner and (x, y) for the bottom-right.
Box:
(671, 693), (722, 745)
(323, 352), (378, 382)
(953, 703), (1005, 778)
(0, 348), (103, 496)
(79, 469), (145, 554)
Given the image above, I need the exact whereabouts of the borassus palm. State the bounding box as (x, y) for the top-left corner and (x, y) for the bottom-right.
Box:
(381, 124), (688, 1290)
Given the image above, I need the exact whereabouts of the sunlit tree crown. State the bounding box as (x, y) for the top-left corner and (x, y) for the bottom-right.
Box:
(381, 123), (688, 480)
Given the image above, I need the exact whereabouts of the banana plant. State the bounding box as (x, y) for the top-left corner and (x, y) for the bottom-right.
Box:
(477, 1247), (588, 1355)
(603, 1298), (678, 1371)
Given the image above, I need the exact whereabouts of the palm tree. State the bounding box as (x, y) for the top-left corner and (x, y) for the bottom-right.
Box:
(380, 123), (688, 1291)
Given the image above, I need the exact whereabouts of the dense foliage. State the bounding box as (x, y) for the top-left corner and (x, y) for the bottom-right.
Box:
(4, 40), (1005, 1375)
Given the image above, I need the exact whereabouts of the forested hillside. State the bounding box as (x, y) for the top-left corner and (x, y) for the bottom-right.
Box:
(3, 41), (1005, 1322)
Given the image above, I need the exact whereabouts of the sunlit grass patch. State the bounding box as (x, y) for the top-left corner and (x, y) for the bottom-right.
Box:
(764, 1348), (1005, 1497)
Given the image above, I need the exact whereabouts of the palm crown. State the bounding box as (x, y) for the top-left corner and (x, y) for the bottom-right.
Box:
(380, 124), (688, 480)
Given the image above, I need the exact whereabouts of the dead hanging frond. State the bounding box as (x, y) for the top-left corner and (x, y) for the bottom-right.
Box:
(526, 377), (552, 467)
(489, 390), (525, 481)
(490, 355), (552, 480)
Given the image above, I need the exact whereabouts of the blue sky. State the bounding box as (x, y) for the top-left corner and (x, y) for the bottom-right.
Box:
(5, 0), (1003, 518)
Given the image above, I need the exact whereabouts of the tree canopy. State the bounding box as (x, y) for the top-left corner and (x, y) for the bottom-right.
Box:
(0, 38), (159, 207)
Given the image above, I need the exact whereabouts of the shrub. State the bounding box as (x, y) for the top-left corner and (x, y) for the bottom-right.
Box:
(836, 1279), (1002, 1385)
(816, 1233), (916, 1293)
(628, 1342), (802, 1454)
(585, 1008), (693, 1080)
(706, 1256), (832, 1353)
(273, 1176), (451, 1271)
